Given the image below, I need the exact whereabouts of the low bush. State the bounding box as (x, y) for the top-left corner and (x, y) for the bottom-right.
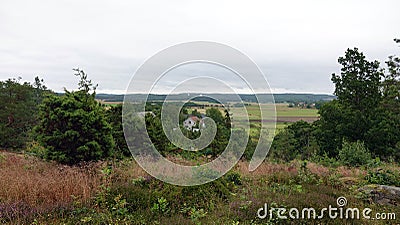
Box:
(311, 153), (341, 167)
(365, 169), (400, 186)
(338, 140), (372, 167)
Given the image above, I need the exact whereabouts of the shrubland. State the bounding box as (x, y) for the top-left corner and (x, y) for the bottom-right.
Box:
(0, 39), (400, 224)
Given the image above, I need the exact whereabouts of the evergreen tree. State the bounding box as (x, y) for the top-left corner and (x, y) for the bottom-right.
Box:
(34, 69), (114, 164)
(106, 104), (131, 157)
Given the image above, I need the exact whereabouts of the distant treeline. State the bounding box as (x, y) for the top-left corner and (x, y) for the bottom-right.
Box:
(95, 93), (336, 104)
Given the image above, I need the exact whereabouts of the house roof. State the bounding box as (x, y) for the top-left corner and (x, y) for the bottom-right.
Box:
(188, 116), (200, 121)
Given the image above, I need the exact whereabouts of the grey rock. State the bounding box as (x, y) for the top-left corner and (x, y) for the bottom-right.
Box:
(358, 184), (400, 206)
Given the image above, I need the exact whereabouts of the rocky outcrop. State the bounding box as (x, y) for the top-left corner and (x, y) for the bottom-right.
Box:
(358, 184), (400, 206)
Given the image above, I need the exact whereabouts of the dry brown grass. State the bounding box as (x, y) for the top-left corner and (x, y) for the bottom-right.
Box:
(235, 160), (297, 177)
(110, 159), (148, 184)
(235, 159), (369, 178)
(0, 151), (102, 222)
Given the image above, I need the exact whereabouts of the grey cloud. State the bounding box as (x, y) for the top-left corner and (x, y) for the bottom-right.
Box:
(0, 0), (399, 94)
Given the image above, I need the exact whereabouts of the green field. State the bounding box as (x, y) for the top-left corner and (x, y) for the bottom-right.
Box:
(241, 103), (319, 133)
(105, 101), (319, 132)
(209, 103), (320, 141)
(276, 104), (318, 117)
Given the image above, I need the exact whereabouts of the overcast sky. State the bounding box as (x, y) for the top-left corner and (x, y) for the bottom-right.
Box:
(1, 0), (399, 94)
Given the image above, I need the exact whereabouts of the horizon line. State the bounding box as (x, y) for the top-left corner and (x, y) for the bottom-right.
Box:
(94, 92), (335, 96)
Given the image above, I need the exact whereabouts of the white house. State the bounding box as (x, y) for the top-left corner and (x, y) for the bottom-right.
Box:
(183, 115), (207, 131)
(183, 116), (200, 130)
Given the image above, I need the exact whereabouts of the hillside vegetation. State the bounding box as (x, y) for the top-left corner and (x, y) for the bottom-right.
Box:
(0, 40), (399, 224)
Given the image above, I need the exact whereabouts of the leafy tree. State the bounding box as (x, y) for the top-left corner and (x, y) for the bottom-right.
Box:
(385, 39), (400, 158)
(0, 77), (47, 149)
(331, 48), (383, 140)
(315, 99), (370, 156)
(332, 48), (383, 112)
(106, 104), (130, 157)
(316, 48), (386, 157)
(288, 121), (318, 157)
(381, 39), (400, 116)
(367, 39), (400, 159)
(317, 42), (400, 161)
(366, 108), (400, 159)
(34, 69), (114, 164)
(205, 108), (225, 126)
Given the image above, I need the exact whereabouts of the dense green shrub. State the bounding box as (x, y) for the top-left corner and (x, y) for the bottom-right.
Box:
(338, 140), (372, 167)
(206, 108), (231, 156)
(311, 153), (341, 167)
(34, 70), (115, 164)
(105, 104), (130, 157)
(269, 121), (319, 162)
(365, 169), (400, 186)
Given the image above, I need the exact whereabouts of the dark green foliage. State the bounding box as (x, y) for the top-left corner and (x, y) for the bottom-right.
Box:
(144, 106), (233, 157)
(243, 137), (257, 160)
(366, 107), (400, 159)
(34, 70), (115, 164)
(314, 101), (326, 109)
(328, 48), (383, 145)
(205, 108), (225, 126)
(332, 48), (383, 112)
(382, 39), (400, 107)
(207, 124), (230, 156)
(287, 121), (318, 157)
(144, 102), (173, 154)
(313, 153), (341, 168)
(370, 39), (400, 159)
(338, 140), (372, 166)
(270, 121), (319, 161)
(224, 109), (232, 129)
(365, 169), (400, 186)
(180, 126), (201, 140)
(145, 112), (171, 154)
(105, 104), (130, 157)
(0, 77), (48, 149)
(316, 44), (400, 161)
(206, 108), (231, 156)
(269, 129), (297, 161)
(314, 100), (348, 156)
(225, 171), (242, 185)
(191, 108), (202, 118)
(271, 43), (400, 163)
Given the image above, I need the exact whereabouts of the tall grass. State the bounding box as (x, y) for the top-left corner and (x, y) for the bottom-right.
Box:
(1, 151), (399, 224)
(0, 151), (101, 223)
